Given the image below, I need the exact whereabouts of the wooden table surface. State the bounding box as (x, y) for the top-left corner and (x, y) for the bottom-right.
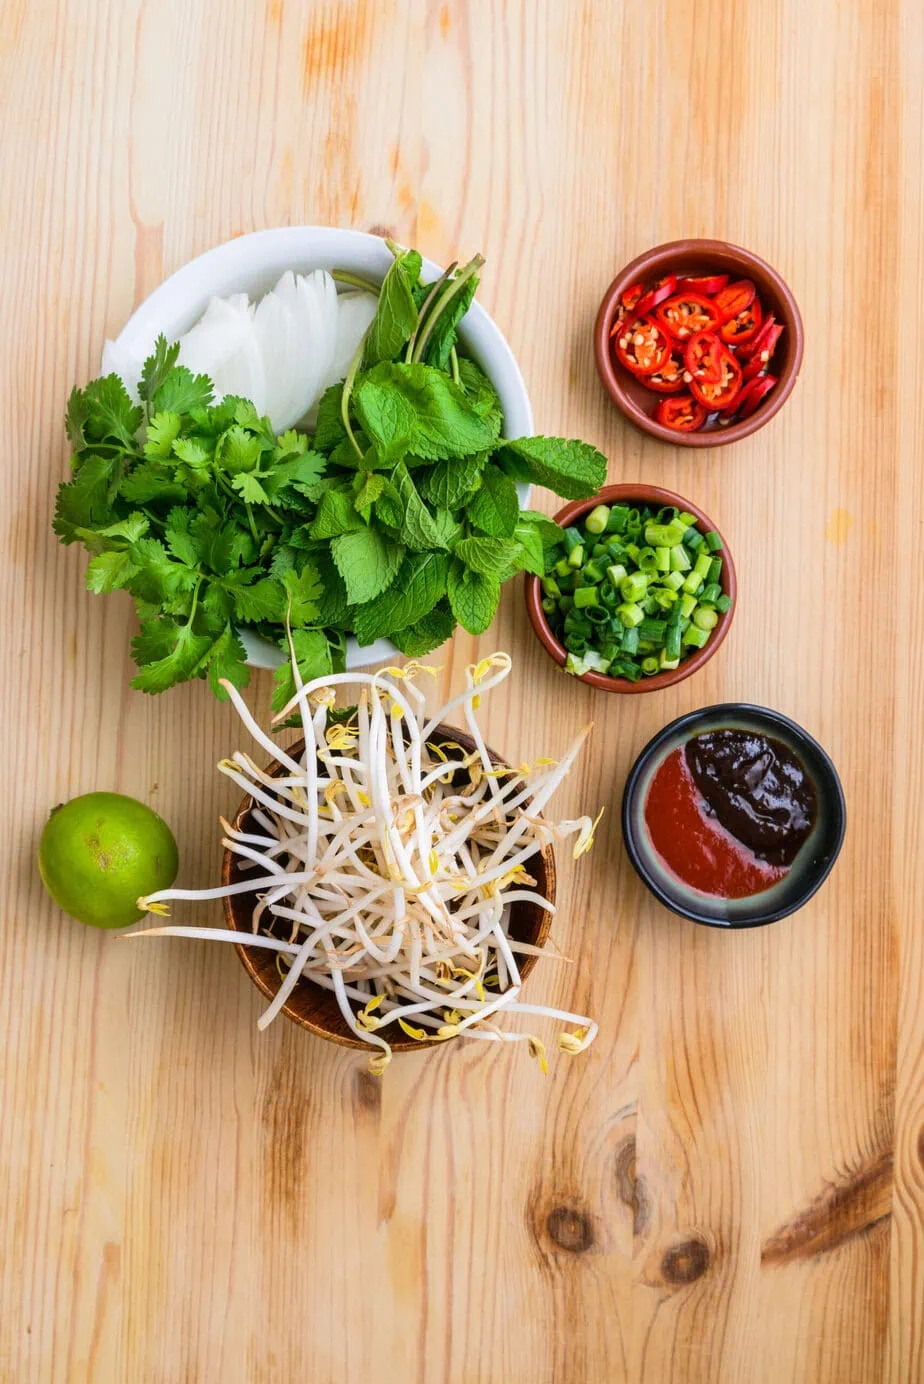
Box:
(3, 2), (923, 1381)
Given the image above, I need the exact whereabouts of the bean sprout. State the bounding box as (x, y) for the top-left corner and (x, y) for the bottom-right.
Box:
(132, 653), (600, 1074)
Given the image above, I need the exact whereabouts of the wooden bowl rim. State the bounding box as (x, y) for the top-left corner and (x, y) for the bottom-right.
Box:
(524, 483), (737, 693)
(221, 722), (557, 1051)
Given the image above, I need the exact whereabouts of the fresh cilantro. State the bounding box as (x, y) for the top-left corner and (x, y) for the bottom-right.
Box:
(281, 563), (323, 625)
(271, 629), (333, 712)
(139, 336), (181, 405)
(130, 622), (212, 694)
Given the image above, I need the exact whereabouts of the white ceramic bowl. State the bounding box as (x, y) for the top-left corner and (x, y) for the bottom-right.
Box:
(110, 227), (534, 670)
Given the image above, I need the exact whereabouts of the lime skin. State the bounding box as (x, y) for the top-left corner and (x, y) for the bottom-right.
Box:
(37, 792), (179, 929)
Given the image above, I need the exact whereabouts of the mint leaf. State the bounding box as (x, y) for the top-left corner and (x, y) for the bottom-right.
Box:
(272, 629), (333, 712)
(465, 463), (519, 537)
(198, 623), (250, 699)
(391, 600), (455, 657)
(309, 488), (363, 540)
(458, 358), (502, 431)
(422, 276), (478, 372)
(153, 365), (213, 416)
(373, 479), (404, 530)
(313, 383), (346, 452)
(331, 528), (404, 605)
(455, 535), (522, 578)
(314, 553), (350, 628)
(496, 435), (607, 500)
(281, 563), (323, 625)
(393, 462), (449, 550)
(512, 516), (545, 577)
(130, 622), (212, 693)
(353, 362), (500, 463)
(352, 551), (450, 645)
(353, 471), (384, 520)
(83, 375), (143, 446)
(85, 549), (140, 593)
(144, 411), (183, 458)
(447, 560), (500, 635)
(518, 508), (564, 547)
(231, 579), (283, 624)
(429, 508), (464, 547)
(139, 336), (181, 405)
(419, 452), (488, 510)
(363, 254), (418, 367)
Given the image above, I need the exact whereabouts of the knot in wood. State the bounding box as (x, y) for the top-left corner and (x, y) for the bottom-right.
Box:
(546, 1205), (595, 1254)
(661, 1235), (710, 1285)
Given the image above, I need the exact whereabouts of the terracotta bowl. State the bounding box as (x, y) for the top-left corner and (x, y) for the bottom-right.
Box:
(222, 725), (556, 1052)
(524, 483), (737, 694)
(593, 238), (804, 447)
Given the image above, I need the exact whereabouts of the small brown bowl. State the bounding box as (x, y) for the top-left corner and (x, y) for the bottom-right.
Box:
(593, 238), (804, 447)
(525, 483), (737, 694)
(222, 725), (556, 1052)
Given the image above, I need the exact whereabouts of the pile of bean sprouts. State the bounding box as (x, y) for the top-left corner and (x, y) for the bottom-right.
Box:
(134, 652), (600, 1074)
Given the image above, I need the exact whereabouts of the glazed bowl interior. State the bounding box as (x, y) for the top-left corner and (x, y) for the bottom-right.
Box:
(524, 483), (736, 694)
(222, 725), (556, 1052)
(622, 704), (846, 928)
(593, 238), (803, 448)
(110, 226), (534, 669)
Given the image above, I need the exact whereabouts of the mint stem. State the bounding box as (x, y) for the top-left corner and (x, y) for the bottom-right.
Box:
(412, 254), (484, 365)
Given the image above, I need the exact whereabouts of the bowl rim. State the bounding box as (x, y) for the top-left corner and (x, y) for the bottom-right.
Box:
(620, 702), (847, 928)
(593, 237), (804, 448)
(221, 722), (557, 1050)
(524, 483), (737, 693)
(111, 226), (534, 671)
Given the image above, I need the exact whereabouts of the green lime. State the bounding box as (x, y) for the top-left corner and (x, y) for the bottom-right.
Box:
(38, 792), (178, 929)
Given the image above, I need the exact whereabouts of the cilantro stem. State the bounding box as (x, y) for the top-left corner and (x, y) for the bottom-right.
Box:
(405, 262), (457, 363)
(244, 503), (259, 544)
(412, 254), (484, 365)
(186, 575), (204, 626)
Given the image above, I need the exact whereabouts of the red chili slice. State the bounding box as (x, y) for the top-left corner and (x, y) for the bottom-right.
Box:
(684, 331), (723, 384)
(713, 279), (756, 322)
(645, 349), (687, 393)
(612, 315), (672, 377)
(737, 373), (778, 418)
(621, 283), (645, 312)
(739, 314), (784, 365)
(720, 296), (763, 346)
(687, 340), (742, 410)
(653, 292), (721, 341)
(635, 274), (677, 317)
(655, 393), (708, 432)
(676, 273), (729, 297)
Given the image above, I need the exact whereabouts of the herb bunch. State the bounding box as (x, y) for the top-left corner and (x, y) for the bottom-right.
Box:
(54, 242), (607, 703)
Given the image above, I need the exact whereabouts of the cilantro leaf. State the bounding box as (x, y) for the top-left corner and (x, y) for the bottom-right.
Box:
(79, 512), (149, 544)
(447, 560), (500, 635)
(496, 435), (607, 500)
(139, 336), (181, 405)
(53, 454), (121, 542)
(271, 629), (333, 712)
(391, 600), (455, 657)
(128, 537), (199, 604)
(218, 424), (266, 474)
(65, 387), (90, 450)
(143, 411), (183, 458)
(331, 528), (405, 605)
(465, 463), (519, 537)
(164, 509), (206, 567)
(352, 551), (450, 645)
(119, 462), (187, 505)
(153, 365), (213, 415)
(363, 253), (419, 367)
(206, 523), (253, 574)
(353, 362), (500, 463)
(130, 621), (212, 693)
(83, 375), (143, 446)
(85, 549), (141, 593)
(231, 579), (284, 625)
(198, 623), (250, 700)
(281, 563), (323, 625)
(231, 470), (271, 504)
(419, 452), (488, 510)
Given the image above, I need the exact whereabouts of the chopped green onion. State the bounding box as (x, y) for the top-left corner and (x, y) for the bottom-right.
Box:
(541, 596), (556, 614)
(679, 592), (698, 619)
(612, 658), (642, 683)
(568, 544), (584, 569)
(715, 593), (732, 613)
(700, 582), (722, 604)
(707, 556), (723, 585)
(640, 656), (660, 675)
(554, 557), (571, 580)
(683, 526), (705, 551)
(676, 511), (697, 527)
(563, 526), (584, 553)
(585, 504), (611, 535)
(583, 559), (605, 584)
(669, 544), (693, 573)
(606, 504), (630, 533)
(600, 584), (619, 609)
(607, 563), (627, 587)
(542, 576), (561, 598)
(638, 617), (667, 642)
(663, 570), (686, 591)
(573, 585), (599, 609)
(620, 626), (640, 655)
(617, 602), (644, 628)
(704, 530), (723, 552)
(619, 571), (648, 603)
(665, 623), (681, 659)
(682, 625), (709, 649)
(659, 648), (680, 670)
(586, 604), (609, 625)
(591, 541), (610, 558)
(625, 541), (640, 562)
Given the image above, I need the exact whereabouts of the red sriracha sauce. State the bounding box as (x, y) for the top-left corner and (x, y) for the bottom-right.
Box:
(644, 745), (788, 899)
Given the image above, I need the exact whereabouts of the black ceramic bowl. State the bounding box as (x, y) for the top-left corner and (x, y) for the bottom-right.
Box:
(621, 704), (846, 928)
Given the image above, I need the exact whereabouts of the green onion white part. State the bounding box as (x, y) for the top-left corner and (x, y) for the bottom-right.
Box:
(133, 653), (600, 1074)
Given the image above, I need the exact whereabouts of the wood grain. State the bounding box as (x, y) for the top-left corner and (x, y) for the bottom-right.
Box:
(1, 1), (922, 1380)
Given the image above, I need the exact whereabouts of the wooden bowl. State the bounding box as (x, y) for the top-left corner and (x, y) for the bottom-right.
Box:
(221, 724), (556, 1052)
(593, 237), (804, 447)
(524, 483), (737, 694)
